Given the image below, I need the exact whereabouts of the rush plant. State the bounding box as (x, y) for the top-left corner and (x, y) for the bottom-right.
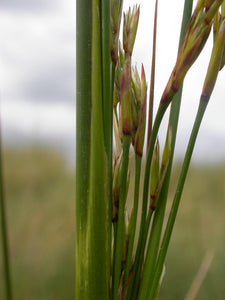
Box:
(76, 0), (225, 299)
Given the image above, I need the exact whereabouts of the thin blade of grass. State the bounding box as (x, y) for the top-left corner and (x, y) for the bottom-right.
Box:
(147, 0), (158, 150)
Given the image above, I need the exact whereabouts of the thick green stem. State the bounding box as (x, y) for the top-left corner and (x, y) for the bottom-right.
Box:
(86, 0), (109, 299)
(0, 137), (12, 300)
(76, 0), (110, 298)
(149, 100), (208, 300)
(75, 0), (92, 298)
(112, 135), (130, 300)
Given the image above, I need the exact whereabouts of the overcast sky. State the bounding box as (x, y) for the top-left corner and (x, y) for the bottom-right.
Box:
(0, 0), (224, 163)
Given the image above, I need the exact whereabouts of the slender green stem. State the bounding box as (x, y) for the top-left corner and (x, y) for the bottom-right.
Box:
(131, 209), (153, 300)
(101, 0), (112, 285)
(126, 103), (168, 298)
(124, 154), (141, 283)
(0, 136), (12, 300)
(75, 0), (92, 298)
(149, 100), (208, 300)
(147, 0), (158, 150)
(112, 135), (130, 300)
(111, 63), (117, 296)
(137, 2), (194, 298)
(137, 103), (167, 250)
(169, 0), (194, 138)
(178, 0), (194, 47)
(137, 183), (168, 299)
(142, 209), (154, 260)
(148, 11), (225, 298)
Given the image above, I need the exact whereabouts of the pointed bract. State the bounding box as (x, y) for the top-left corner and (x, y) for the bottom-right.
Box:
(121, 56), (132, 135)
(123, 5), (140, 55)
(111, 0), (124, 65)
(202, 19), (225, 100)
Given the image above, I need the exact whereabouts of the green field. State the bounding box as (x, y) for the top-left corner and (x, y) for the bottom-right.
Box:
(0, 147), (224, 299)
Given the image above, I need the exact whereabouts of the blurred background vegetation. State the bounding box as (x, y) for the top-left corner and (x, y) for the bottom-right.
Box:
(0, 146), (224, 299)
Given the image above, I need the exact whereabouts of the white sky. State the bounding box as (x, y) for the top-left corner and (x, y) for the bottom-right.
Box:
(0, 0), (225, 163)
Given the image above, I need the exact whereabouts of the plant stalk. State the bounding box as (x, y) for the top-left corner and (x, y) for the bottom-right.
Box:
(127, 103), (168, 299)
(86, 0), (109, 298)
(124, 154), (141, 283)
(75, 0), (92, 298)
(112, 135), (130, 300)
(148, 99), (208, 300)
(101, 0), (113, 285)
(137, 1), (194, 298)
